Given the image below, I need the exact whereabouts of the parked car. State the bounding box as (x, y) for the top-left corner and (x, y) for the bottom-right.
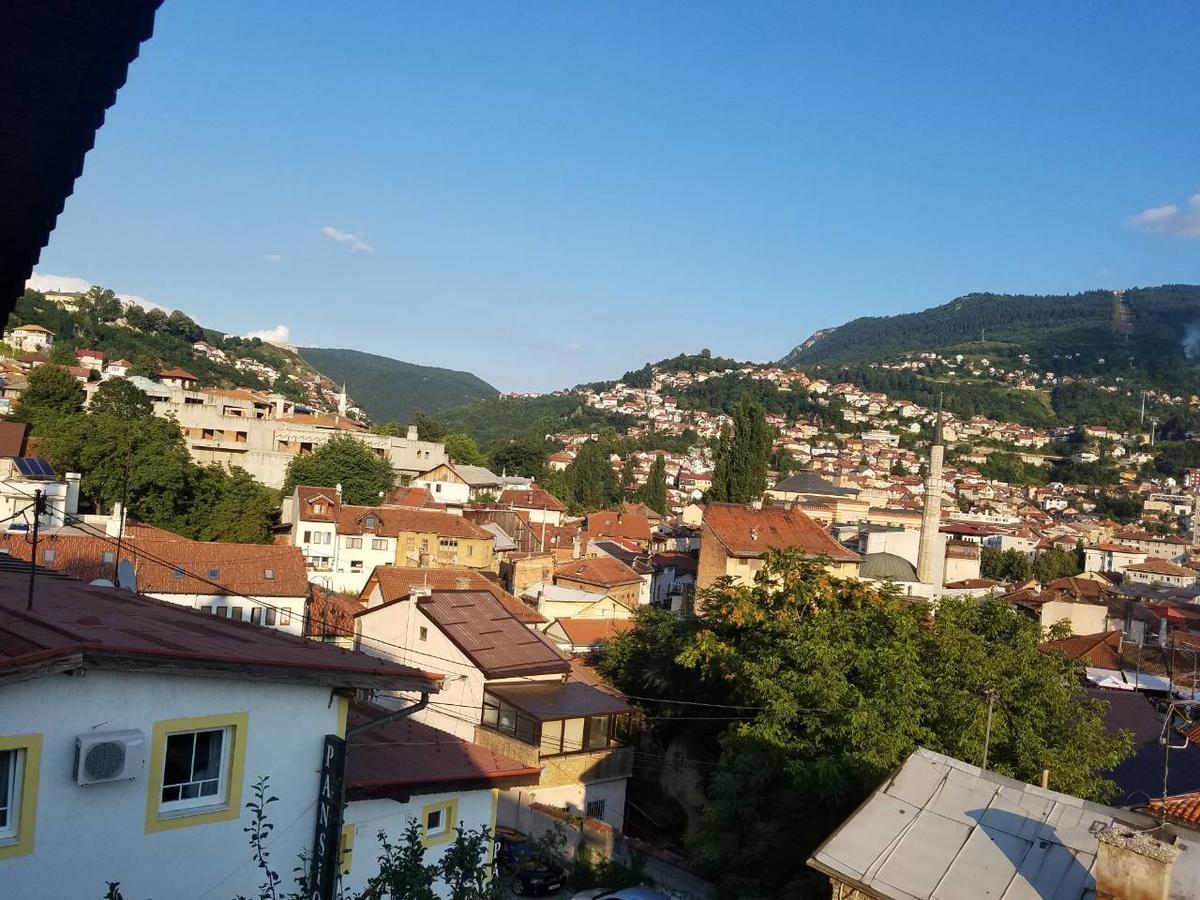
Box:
(495, 827), (567, 897)
(570, 888), (671, 900)
(511, 858), (568, 896)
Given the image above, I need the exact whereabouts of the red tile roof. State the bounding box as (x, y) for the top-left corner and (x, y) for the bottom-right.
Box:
(0, 569), (440, 690)
(1148, 791), (1200, 826)
(365, 565), (545, 625)
(158, 367), (196, 380)
(703, 502), (861, 562)
(0, 533), (309, 597)
(652, 551), (698, 573)
(295, 485), (340, 522)
(1040, 630), (1123, 669)
(360, 588), (569, 679)
(500, 487), (567, 513)
(306, 584), (364, 638)
(555, 556), (643, 588)
(1125, 558), (1197, 578)
(487, 679), (631, 720)
(552, 617), (635, 647)
(345, 704), (540, 799)
(338, 506), (492, 540)
(0, 421), (26, 457)
(585, 510), (652, 544)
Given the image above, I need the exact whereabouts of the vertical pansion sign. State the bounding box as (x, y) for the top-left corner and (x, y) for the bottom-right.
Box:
(310, 734), (347, 900)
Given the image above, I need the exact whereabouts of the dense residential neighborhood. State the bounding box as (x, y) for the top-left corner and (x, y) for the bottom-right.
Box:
(4, 4), (1200, 899)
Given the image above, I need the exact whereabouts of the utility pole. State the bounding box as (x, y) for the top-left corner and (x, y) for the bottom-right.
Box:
(1141, 391), (1147, 426)
(26, 489), (45, 611)
(981, 689), (997, 770)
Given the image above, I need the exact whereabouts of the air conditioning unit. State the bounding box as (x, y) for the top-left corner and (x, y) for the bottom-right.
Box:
(74, 730), (146, 786)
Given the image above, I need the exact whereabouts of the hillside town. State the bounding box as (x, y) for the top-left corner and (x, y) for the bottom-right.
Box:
(5, 5), (1200, 900)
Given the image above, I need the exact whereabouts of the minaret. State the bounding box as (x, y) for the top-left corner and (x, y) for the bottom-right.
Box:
(917, 400), (945, 585)
(337, 383), (348, 417)
(1192, 494), (1200, 554)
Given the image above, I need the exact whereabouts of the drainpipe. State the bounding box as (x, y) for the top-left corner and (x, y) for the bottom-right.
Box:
(347, 692), (431, 740)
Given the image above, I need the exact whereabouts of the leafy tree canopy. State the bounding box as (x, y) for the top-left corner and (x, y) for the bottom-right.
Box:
(11, 364), (85, 433)
(600, 551), (1130, 898)
(282, 434), (395, 505)
(710, 395), (772, 503)
(443, 432), (488, 467)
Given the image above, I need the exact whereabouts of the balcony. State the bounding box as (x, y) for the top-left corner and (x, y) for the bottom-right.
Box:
(472, 725), (632, 788)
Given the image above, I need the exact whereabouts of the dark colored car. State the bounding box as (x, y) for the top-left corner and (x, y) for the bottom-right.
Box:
(495, 827), (567, 896)
(511, 858), (567, 896)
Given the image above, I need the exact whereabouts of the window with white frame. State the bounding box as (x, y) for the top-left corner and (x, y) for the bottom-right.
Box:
(346, 537), (362, 549)
(425, 805), (449, 839)
(371, 538), (388, 551)
(0, 748), (23, 842)
(160, 727), (229, 812)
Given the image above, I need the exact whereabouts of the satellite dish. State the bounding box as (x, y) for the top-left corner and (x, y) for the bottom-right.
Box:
(89, 578), (116, 588)
(116, 559), (138, 593)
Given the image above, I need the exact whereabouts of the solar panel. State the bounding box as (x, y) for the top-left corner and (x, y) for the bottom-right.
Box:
(13, 457), (56, 479)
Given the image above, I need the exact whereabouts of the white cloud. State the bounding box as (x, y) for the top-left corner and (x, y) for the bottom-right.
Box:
(262, 253), (283, 263)
(321, 225), (374, 253)
(564, 341), (583, 352)
(246, 324), (291, 344)
(25, 272), (172, 312)
(1128, 193), (1200, 238)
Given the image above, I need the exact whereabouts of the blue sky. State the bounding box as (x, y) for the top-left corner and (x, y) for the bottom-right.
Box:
(32, 1), (1200, 391)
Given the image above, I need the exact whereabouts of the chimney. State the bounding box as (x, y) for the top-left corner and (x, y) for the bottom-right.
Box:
(64, 472), (81, 517)
(407, 424), (419, 441)
(106, 502), (124, 538)
(335, 483), (342, 501)
(1095, 826), (1179, 900)
(750, 527), (759, 542)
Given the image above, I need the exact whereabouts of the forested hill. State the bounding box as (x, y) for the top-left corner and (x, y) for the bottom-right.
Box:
(297, 347), (497, 424)
(780, 285), (1200, 393)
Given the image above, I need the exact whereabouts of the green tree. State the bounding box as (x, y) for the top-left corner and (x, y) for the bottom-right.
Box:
(1031, 548), (1083, 583)
(710, 396), (772, 503)
(357, 820), (439, 900)
(371, 421), (403, 437)
(89, 378), (153, 418)
(49, 341), (78, 366)
(11, 364), (85, 433)
(411, 412), (446, 442)
(603, 550), (1131, 898)
(490, 435), (549, 479)
(188, 465), (278, 543)
(282, 434), (395, 505)
(442, 432), (488, 467)
(639, 454), (668, 515)
(562, 440), (622, 513)
(980, 546), (1033, 582)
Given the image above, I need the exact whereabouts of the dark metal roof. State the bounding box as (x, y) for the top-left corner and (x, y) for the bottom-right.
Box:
(487, 680), (632, 721)
(0, 1), (163, 321)
(0, 567), (441, 691)
(858, 551), (920, 583)
(414, 589), (569, 679)
(345, 703), (540, 799)
(771, 471), (859, 497)
(1089, 687), (1200, 806)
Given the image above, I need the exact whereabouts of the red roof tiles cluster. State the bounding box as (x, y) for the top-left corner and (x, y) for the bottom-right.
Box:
(365, 565), (545, 625)
(585, 510), (652, 544)
(703, 502), (861, 562)
(500, 487), (567, 513)
(0, 533), (309, 597)
(555, 555), (643, 588)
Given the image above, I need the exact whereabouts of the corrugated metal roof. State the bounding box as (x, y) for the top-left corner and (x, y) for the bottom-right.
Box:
(808, 747), (1200, 899)
(487, 680), (631, 720)
(414, 589), (569, 678)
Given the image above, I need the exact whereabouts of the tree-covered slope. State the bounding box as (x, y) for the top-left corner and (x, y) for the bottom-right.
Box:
(297, 347), (497, 423)
(780, 285), (1200, 393)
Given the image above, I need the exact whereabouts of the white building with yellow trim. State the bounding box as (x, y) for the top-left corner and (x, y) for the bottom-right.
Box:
(0, 562), (439, 898)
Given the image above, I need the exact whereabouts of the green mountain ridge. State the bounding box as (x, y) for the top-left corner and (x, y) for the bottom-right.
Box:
(297, 347), (497, 423)
(779, 285), (1200, 393)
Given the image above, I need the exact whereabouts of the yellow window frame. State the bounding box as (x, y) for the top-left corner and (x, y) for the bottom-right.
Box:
(420, 797), (458, 847)
(0, 733), (42, 860)
(145, 712), (249, 834)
